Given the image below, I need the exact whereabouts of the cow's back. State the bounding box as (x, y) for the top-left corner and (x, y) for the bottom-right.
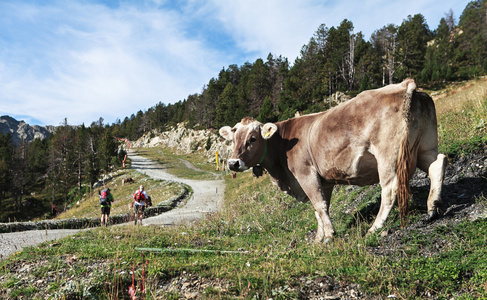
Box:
(276, 83), (432, 186)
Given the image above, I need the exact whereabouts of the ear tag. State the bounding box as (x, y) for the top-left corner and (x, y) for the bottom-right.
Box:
(264, 131), (271, 138)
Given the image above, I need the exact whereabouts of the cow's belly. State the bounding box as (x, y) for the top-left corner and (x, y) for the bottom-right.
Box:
(320, 151), (379, 186)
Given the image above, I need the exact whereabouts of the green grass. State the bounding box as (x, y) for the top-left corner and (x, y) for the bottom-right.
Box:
(1, 79), (487, 299)
(3, 170), (486, 298)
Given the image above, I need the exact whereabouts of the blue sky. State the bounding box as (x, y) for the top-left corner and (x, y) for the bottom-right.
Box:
(0, 0), (471, 126)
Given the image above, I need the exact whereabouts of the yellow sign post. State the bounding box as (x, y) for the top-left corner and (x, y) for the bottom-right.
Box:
(215, 150), (219, 170)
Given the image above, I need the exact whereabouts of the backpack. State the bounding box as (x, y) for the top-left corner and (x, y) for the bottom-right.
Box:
(99, 189), (110, 205)
(135, 190), (146, 202)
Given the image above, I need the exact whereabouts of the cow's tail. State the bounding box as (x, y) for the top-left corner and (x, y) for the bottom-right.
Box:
(397, 78), (416, 228)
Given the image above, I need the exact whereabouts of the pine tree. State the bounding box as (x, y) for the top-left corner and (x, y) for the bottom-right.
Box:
(0, 133), (13, 201)
(371, 24), (399, 84)
(246, 59), (271, 116)
(456, 0), (487, 77)
(257, 96), (276, 123)
(47, 119), (76, 207)
(396, 14), (433, 80)
(215, 82), (239, 127)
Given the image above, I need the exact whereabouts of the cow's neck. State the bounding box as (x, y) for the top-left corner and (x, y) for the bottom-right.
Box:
(259, 123), (309, 202)
(260, 124), (286, 174)
(260, 135), (295, 190)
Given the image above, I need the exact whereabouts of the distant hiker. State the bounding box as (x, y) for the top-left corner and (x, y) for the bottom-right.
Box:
(99, 188), (114, 226)
(133, 185), (149, 225)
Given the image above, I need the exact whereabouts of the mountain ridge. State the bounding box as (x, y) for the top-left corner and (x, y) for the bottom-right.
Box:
(0, 115), (56, 145)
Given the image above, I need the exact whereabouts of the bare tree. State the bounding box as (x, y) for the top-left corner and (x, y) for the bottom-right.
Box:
(345, 32), (356, 90)
(371, 24), (401, 84)
(445, 9), (456, 31)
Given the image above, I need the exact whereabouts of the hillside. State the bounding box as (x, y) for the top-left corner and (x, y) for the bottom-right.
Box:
(0, 79), (486, 299)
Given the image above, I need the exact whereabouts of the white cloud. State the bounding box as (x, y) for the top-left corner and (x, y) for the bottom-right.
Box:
(207, 0), (325, 61)
(0, 1), (226, 125)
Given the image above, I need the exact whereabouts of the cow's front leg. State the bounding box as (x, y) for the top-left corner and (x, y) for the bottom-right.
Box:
(312, 185), (334, 243)
(314, 210), (325, 242)
(369, 176), (397, 234)
(297, 172), (335, 243)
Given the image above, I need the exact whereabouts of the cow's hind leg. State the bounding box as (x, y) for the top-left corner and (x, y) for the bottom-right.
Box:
(418, 151), (447, 220)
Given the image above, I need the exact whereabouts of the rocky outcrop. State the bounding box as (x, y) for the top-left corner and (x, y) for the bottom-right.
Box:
(131, 123), (234, 162)
(0, 115), (56, 145)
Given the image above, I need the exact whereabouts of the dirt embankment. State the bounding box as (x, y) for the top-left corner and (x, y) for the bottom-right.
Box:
(371, 146), (487, 259)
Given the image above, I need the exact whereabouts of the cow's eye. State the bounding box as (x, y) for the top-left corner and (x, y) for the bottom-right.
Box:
(246, 136), (256, 148)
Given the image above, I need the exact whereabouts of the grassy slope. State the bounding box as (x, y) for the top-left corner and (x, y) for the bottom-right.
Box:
(54, 165), (186, 220)
(1, 79), (487, 299)
(432, 78), (487, 155)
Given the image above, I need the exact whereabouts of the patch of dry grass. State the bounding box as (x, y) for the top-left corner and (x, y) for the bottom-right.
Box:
(434, 78), (487, 114)
(434, 78), (487, 155)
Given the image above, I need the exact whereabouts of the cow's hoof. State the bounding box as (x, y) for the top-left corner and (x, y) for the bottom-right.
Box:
(323, 237), (333, 244)
(427, 210), (440, 222)
(366, 227), (378, 236)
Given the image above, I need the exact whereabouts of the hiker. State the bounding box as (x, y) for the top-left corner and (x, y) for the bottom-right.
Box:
(99, 188), (114, 226)
(133, 185), (149, 225)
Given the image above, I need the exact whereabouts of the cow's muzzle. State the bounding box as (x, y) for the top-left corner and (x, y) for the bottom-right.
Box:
(228, 159), (248, 171)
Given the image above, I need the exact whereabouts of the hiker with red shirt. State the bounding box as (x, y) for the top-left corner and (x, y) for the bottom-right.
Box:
(133, 185), (149, 225)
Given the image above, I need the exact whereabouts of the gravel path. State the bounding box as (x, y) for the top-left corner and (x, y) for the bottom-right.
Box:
(129, 153), (225, 226)
(0, 153), (225, 261)
(0, 229), (84, 260)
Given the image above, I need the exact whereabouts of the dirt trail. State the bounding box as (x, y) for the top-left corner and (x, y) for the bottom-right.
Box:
(0, 153), (225, 261)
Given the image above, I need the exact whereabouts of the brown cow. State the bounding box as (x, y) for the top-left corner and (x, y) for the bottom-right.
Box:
(219, 79), (447, 243)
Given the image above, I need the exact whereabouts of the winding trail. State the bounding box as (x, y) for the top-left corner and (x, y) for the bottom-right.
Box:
(0, 152), (225, 260)
(129, 153), (225, 226)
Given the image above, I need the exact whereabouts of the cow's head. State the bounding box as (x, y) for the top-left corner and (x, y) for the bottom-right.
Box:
(219, 118), (278, 171)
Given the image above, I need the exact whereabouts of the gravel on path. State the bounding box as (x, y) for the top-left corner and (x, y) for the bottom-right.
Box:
(0, 229), (83, 261)
(129, 153), (225, 226)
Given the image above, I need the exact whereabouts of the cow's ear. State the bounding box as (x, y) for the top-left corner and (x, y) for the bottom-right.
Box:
(261, 123), (277, 140)
(219, 126), (234, 141)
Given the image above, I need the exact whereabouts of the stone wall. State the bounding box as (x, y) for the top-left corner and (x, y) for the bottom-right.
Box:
(0, 185), (190, 233)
